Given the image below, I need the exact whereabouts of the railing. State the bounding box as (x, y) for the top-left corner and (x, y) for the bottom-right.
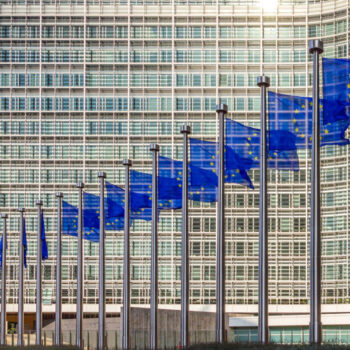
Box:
(3, 327), (350, 348)
(3, 330), (216, 349)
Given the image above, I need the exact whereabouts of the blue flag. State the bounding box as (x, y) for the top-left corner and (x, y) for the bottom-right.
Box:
(105, 181), (152, 222)
(41, 211), (48, 260)
(268, 91), (350, 148)
(62, 200), (79, 236)
(105, 200), (124, 231)
(159, 155), (218, 203)
(130, 170), (182, 210)
(190, 138), (254, 189)
(322, 57), (350, 124)
(131, 207), (153, 221)
(95, 183), (125, 229)
(62, 199), (99, 242)
(0, 235), (4, 268)
(225, 118), (299, 171)
(83, 193), (101, 239)
(23, 218), (27, 269)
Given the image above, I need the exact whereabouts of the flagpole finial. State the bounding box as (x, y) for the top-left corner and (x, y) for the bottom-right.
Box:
(150, 143), (160, 152)
(17, 208), (25, 213)
(76, 182), (84, 189)
(309, 39), (323, 54)
(257, 75), (270, 87)
(98, 172), (106, 178)
(122, 159), (132, 166)
(216, 104), (228, 114)
(36, 200), (43, 206)
(1, 214), (7, 219)
(180, 125), (191, 134)
(56, 192), (63, 198)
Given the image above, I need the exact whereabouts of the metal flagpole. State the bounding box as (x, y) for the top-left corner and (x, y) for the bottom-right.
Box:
(122, 159), (132, 350)
(55, 192), (63, 345)
(76, 182), (84, 348)
(215, 104), (228, 343)
(150, 143), (159, 350)
(180, 125), (191, 348)
(1, 213), (8, 345)
(98, 172), (106, 350)
(36, 200), (43, 345)
(17, 207), (25, 346)
(309, 39), (323, 346)
(257, 75), (270, 344)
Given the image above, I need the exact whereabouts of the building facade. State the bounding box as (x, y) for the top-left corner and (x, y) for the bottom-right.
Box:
(1, 0), (350, 343)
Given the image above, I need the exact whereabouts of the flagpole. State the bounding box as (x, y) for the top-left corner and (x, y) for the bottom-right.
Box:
(122, 159), (132, 350)
(17, 207), (25, 346)
(257, 75), (270, 344)
(55, 192), (63, 346)
(215, 104), (228, 343)
(98, 172), (106, 350)
(76, 182), (84, 348)
(309, 39), (323, 346)
(36, 200), (43, 345)
(180, 125), (191, 348)
(1, 213), (8, 345)
(150, 143), (159, 350)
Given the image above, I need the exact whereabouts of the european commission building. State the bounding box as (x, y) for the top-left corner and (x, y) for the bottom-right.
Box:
(1, 0), (350, 345)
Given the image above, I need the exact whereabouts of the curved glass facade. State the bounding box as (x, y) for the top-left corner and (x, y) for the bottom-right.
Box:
(0, 0), (349, 312)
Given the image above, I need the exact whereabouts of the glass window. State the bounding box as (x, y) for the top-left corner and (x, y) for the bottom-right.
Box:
(220, 26), (232, 39)
(191, 26), (201, 39)
(294, 49), (306, 62)
(248, 27), (260, 39)
(278, 26), (291, 39)
(264, 49), (276, 63)
(248, 50), (260, 63)
(294, 73), (306, 86)
(279, 50), (291, 63)
(204, 26), (216, 38)
(294, 25), (306, 38)
(234, 50), (245, 63)
(279, 73), (291, 87)
(264, 26), (276, 39)
(176, 26), (187, 39)
(234, 26), (245, 38)
(308, 24), (320, 38)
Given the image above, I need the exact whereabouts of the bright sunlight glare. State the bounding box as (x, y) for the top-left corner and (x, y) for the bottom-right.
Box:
(259, 0), (278, 11)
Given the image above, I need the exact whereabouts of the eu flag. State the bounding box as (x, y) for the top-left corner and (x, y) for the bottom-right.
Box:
(268, 91), (350, 148)
(62, 199), (99, 242)
(23, 218), (27, 269)
(190, 138), (254, 189)
(41, 211), (48, 260)
(83, 193), (101, 240)
(105, 181), (152, 222)
(104, 184), (124, 231)
(0, 235), (4, 268)
(225, 118), (299, 171)
(130, 170), (182, 210)
(131, 207), (153, 221)
(62, 200), (79, 236)
(159, 155), (217, 203)
(322, 57), (350, 124)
